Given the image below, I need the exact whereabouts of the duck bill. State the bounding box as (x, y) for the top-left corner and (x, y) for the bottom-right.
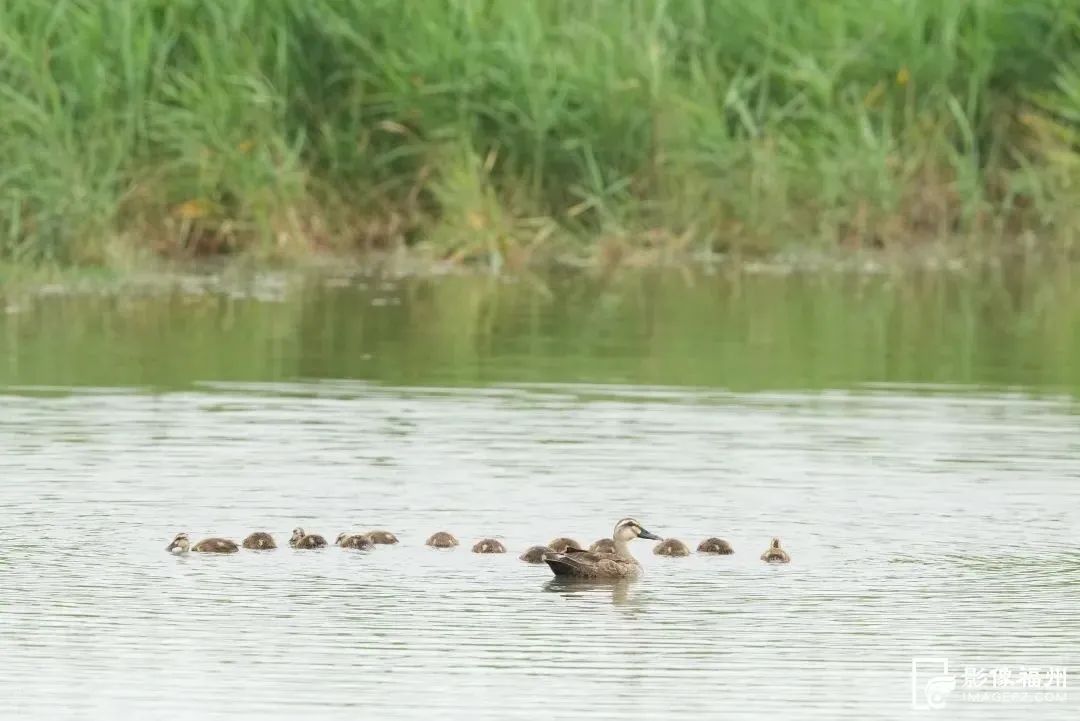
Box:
(638, 529), (661, 541)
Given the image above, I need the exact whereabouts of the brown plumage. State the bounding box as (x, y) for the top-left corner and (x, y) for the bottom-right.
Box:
(697, 537), (734, 554)
(546, 548), (639, 578)
(426, 531), (459, 548)
(365, 530), (399, 545)
(544, 518), (661, 579)
(760, 537), (790, 563)
(241, 532), (276, 550)
(653, 538), (691, 557)
(336, 532), (374, 550)
(472, 538), (506, 553)
(290, 527), (327, 549)
(166, 533), (238, 554)
(194, 538), (239, 553)
(547, 537), (582, 553)
(519, 545), (551, 563)
(589, 538), (615, 553)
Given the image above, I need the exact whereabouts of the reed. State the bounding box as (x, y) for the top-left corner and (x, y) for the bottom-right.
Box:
(1, 0), (1078, 267)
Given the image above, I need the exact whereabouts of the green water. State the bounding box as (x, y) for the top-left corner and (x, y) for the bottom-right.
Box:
(3, 264), (1079, 720)
(1, 265), (1078, 393)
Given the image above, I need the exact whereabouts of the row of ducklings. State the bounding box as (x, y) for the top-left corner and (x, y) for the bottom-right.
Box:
(167, 528), (791, 563)
(522, 536), (789, 563)
(166, 528), (398, 553)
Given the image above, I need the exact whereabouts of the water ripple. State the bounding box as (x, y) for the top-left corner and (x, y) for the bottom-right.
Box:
(0, 384), (1077, 719)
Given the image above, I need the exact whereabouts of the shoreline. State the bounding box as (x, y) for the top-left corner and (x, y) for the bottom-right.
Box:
(0, 240), (1076, 300)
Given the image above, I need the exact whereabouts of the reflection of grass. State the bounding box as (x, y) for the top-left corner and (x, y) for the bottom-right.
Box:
(2, 0), (1080, 267)
(1, 265), (1078, 396)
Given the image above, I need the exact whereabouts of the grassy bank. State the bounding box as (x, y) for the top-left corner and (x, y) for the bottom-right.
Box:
(2, 0), (1080, 269)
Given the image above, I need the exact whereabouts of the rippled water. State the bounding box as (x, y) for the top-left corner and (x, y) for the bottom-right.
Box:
(1, 382), (1077, 719)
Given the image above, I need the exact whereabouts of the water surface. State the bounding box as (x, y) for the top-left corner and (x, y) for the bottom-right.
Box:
(0, 270), (1078, 719)
(1, 266), (1078, 392)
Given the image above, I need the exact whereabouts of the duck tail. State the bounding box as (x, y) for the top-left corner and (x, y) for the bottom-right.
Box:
(543, 553), (583, 577)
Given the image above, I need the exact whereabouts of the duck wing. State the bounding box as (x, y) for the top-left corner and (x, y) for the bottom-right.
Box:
(544, 553), (591, 576)
(543, 549), (620, 576)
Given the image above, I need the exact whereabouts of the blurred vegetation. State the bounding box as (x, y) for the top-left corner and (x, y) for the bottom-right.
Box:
(2, 0), (1080, 268)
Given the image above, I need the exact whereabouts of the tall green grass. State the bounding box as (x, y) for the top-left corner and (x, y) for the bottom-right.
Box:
(1, 0), (1079, 266)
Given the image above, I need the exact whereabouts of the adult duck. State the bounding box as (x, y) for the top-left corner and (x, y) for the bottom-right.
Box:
(543, 518), (660, 578)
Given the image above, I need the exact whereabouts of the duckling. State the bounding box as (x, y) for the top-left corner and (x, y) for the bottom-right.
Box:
(336, 532), (374, 550)
(425, 531), (459, 548)
(653, 538), (691, 557)
(289, 527), (328, 549)
(519, 545), (551, 563)
(697, 537), (734, 555)
(589, 538), (615, 553)
(760, 537), (790, 563)
(472, 538), (506, 554)
(544, 518), (661, 578)
(241, 531), (276, 550)
(166, 532), (239, 554)
(548, 537), (582, 553)
(365, 530), (399, 545)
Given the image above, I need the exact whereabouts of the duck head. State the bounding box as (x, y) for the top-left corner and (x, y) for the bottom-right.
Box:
(770, 537), (782, 550)
(290, 528), (306, 546)
(613, 517), (661, 542)
(166, 533), (190, 554)
(335, 532), (348, 546)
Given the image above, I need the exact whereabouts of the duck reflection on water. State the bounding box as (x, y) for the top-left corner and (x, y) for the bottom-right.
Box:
(542, 576), (635, 605)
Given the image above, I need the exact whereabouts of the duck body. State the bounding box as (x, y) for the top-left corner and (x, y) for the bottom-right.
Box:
(547, 537), (582, 553)
(519, 545), (551, 563)
(166, 533), (238, 554)
(193, 538), (240, 553)
(472, 538), (506, 553)
(336, 533), (374, 550)
(544, 518), (660, 579)
(365, 530), (399, 545)
(242, 532), (276, 550)
(546, 549), (641, 578)
(760, 537), (790, 563)
(426, 531), (459, 548)
(653, 538), (691, 557)
(290, 528), (328, 549)
(589, 538), (615, 553)
(697, 537), (734, 554)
